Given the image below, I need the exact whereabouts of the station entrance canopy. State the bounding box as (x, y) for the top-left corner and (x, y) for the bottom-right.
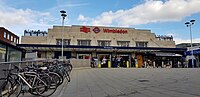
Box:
(184, 49), (200, 55)
(17, 44), (186, 54)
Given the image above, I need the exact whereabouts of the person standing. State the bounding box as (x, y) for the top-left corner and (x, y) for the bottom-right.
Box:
(131, 57), (135, 67)
(101, 56), (107, 67)
(113, 56), (118, 68)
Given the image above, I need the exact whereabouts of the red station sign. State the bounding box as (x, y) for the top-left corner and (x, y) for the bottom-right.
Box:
(80, 26), (128, 34)
(103, 28), (128, 34)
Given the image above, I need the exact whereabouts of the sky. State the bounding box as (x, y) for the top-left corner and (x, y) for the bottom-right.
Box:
(0, 0), (200, 45)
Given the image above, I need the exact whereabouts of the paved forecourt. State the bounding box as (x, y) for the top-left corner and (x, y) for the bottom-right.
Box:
(21, 68), (200, 97)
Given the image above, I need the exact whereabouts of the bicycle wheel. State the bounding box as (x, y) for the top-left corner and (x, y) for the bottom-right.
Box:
(55, 71), (64, 85)
(35, 75), (57, 97)
(48, 72), (62, 86)
(28, 77), (40, 96)
(0, 78), (13, 97)
(9, 80), (22, 97)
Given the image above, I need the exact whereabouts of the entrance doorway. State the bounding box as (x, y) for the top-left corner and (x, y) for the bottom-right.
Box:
(98, 54), (110, 68)
(117, 54), (130, 68)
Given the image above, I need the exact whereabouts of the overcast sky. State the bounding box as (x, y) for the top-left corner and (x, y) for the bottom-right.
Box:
(0, 0), (200, 44)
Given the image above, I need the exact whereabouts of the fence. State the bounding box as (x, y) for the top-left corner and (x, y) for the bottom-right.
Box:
(0, 59), (49, 78)
(0, 59), (91, 77)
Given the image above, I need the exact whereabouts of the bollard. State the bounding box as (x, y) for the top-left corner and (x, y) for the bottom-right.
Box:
(108, 61), (111, 68)
(98, 63), (101, 68)
(127, 61), (129, 68)
(153, 61), (156, 68)
(162, 61), (164, 68)
(136, 64), (138, 68)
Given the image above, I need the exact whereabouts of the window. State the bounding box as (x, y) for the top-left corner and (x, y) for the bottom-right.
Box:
(77, 40), (91, 46)
(17, 39), (19, 44)
(63, 39), (70, 45)
(56, 39), (61, 45)
(4, 32), (6, 38)
(117, 41), (130, 47)
(37, 53), (41, 58)
(56, 39), (70, 45)
(11, 36), (13, 41)
(77, 54), (91, 59)
(135, 42), (148, 47)
(98, 40), (111, 46)
(14, 37), (16, 43)
(7, 34), (10, 40)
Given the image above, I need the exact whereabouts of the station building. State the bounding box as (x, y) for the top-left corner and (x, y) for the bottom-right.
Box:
(18, 25), (186, 68)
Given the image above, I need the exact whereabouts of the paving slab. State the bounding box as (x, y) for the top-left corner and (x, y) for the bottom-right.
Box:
(18, 68), (200, 97)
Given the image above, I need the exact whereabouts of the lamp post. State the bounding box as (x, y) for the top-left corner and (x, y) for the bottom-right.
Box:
(60, 10), (67, 61)
(185, 19), (195, 68)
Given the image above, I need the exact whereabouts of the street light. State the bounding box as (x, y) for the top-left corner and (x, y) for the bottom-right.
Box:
(60, 10), (67, 61)
(185, 19), (195, 68)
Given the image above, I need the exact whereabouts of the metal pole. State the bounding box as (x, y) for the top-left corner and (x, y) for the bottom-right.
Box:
(185, 20), (195, 68)
(60, 10), (66, 62)
(189, 24), (194, 68)
(61, 17), (64, 61)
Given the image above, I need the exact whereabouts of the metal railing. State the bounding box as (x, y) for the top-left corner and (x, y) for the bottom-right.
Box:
(0, 59), (55, 78)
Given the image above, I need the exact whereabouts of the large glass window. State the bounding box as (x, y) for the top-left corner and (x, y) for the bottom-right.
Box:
(7, 47), (22, 61)
(135, 42), (148, 47)
(98, 40), (111, 46)
(0, 44), (6, 62)
(77, 40), (91, 46)
(117, 41), (130, 47)
(56, 39), (70, 45)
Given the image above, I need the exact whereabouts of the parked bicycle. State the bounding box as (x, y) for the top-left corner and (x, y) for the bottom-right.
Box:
(0, 59), (73, 97)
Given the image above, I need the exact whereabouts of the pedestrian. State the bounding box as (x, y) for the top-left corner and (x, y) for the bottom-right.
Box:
(101, 56), (107, 67)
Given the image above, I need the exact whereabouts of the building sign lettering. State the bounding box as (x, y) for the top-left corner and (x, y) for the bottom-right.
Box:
(103, 29), (128, 34)
(80, 26), (128, 34)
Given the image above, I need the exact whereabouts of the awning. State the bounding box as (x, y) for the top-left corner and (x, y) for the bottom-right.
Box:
(154, 52), (182, 57)
(17, 44), (186, 54)
(184, 49), (200, 55)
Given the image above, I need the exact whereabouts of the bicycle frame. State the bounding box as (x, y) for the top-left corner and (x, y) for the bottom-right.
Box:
(16, 72), (48, 89)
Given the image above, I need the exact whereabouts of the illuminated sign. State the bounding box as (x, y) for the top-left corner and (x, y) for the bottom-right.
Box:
(80, 26), (90, 33)
(103, 29), (128, 34)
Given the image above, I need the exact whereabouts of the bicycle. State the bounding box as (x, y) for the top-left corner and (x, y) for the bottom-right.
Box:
(0, 65), (57, 97)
